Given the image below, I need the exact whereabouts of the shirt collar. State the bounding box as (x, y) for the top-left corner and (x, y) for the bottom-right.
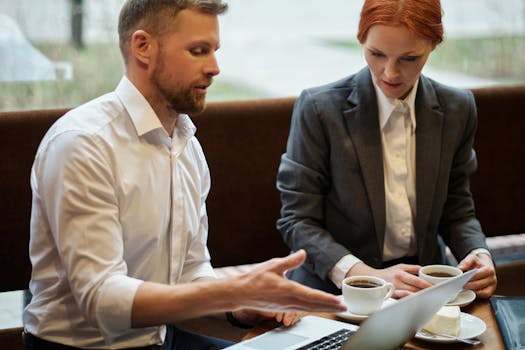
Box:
(374, 78), (418, 132)
(115, 76), (196, 140)
(115, 76), (164, 136)
(174, 114), (197, 142)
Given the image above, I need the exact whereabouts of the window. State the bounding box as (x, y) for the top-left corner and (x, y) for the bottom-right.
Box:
(1, 1), (524, 110)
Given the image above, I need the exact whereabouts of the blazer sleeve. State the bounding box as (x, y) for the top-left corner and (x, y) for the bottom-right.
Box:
(438, 89), (489, 260)
(276, 89), (351, 280)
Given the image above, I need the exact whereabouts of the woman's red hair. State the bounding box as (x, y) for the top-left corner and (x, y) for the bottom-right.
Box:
(357, 0), (444, 46)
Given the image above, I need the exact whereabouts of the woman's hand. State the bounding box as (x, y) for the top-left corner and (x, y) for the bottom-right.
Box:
(347, 262), (432, 298)
(457, 253), (497, 298)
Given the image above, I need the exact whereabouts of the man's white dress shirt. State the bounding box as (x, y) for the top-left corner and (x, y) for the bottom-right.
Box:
(24, 76), (216, 348)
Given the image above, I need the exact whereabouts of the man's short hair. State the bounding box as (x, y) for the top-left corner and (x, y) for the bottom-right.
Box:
(118, 0), (228, 62)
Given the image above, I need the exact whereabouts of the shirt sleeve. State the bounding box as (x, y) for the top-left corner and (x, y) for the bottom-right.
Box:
(179, 202), (216, 282)
(180, 139), (216, 283)
(35, 130), (143, 341)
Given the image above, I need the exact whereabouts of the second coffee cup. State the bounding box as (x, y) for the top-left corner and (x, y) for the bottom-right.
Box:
(419, 264), (463, 302)
(342, 275), (394, 315)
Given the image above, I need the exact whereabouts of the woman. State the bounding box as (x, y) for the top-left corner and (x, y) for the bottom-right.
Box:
(276, 0), (497, 299)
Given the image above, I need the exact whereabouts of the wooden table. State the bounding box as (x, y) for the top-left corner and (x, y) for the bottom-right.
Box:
(244, 299), (504, 349)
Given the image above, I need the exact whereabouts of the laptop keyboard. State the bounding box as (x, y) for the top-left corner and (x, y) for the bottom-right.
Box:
(296, 329), (354, 350)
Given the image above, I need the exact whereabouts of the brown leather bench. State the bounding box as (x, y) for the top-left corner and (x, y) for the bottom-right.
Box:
(1, 85), (525, 348)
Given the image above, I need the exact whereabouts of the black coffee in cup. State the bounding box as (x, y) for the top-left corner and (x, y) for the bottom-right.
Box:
(347, 280), (381, 288)
(427, 272), (454, 277)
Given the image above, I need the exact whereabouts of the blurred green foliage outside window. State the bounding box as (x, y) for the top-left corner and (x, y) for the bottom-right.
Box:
(1, 0), (524, 112)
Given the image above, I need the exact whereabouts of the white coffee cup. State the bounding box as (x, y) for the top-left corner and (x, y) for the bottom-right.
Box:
(419, 264), (463, 301)
(342, 275), (394, 315)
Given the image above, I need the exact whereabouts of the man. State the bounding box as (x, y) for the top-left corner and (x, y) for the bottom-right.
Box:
(23, 1), (345, 349)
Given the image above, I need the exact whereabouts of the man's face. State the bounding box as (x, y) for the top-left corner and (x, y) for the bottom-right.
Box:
(363, 24), (434, 100)
(150, 8), (220, 115)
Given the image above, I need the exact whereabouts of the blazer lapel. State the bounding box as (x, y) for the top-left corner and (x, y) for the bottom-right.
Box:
(415, 76), (444, 250)
(343, 68), (386, 254)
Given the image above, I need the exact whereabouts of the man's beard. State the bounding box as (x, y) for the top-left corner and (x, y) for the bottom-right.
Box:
(150, 58), (207, 115)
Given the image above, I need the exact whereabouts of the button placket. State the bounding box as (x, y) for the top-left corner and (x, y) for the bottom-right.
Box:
(168, 136), (186, 284)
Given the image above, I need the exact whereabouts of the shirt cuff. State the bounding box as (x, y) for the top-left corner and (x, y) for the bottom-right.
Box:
(180, 262), (216, 283)
(469, 248), (492, 258)
(95, 275), (144, 343)
(328, 255), (363, 289)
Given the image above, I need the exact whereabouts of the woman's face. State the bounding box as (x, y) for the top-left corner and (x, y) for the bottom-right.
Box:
(363, 24), (434, 99)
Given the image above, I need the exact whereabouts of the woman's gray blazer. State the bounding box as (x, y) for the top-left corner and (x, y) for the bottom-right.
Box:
(276, 67), (488, 292)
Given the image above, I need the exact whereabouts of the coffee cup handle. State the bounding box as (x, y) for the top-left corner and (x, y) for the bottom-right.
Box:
(384, 282), (394, 300)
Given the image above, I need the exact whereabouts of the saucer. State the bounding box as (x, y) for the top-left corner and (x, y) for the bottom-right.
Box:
(446, 289), (476, 307)
(415, 312), (486, 343)
(336, 295), (397, 323)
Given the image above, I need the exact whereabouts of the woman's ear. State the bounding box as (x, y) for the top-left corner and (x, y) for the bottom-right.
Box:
(130, 30), (156, 66)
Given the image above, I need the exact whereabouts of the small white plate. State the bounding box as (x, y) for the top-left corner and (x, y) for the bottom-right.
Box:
(415, 312), (486, 343)
(336, 295), (397, 323)
(447, 289), (476, 307)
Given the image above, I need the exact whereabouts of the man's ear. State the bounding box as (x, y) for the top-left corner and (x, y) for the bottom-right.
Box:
(130, 30), (156, 66)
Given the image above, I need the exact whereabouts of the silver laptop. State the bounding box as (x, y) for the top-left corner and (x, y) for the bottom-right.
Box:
(226, 268), (477, 350)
